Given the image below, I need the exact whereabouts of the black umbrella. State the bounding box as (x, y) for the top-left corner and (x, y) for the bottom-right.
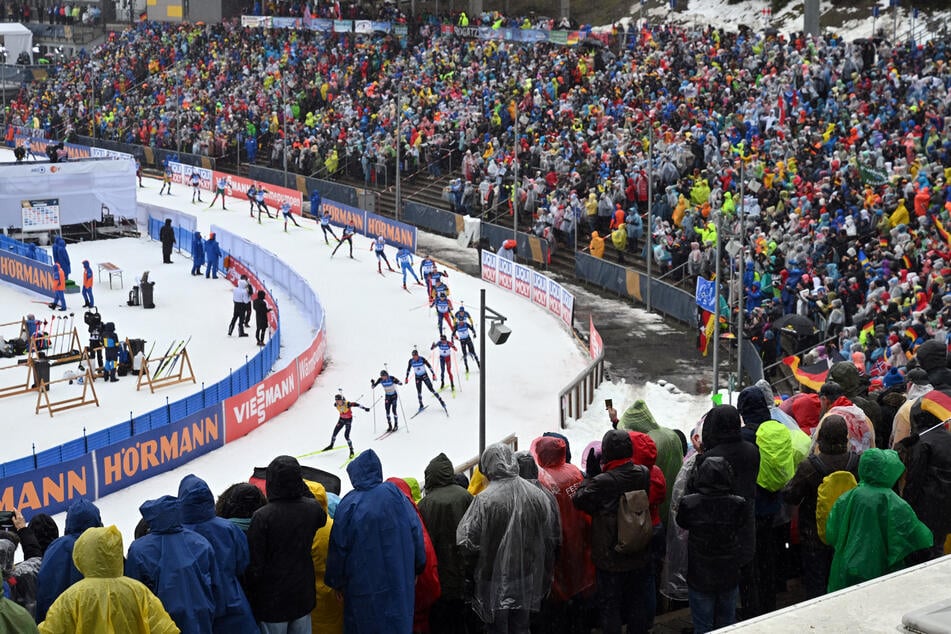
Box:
(772, 313), (818, 337)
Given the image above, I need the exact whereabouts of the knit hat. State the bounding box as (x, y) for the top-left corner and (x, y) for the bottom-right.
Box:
(817, 414), (849, 454)
(601, 429), (633, 462)
(882, 367), (904, 388)
(916, 340), (947, 372)
(829, 362), (861, 396)
(907, 367), (931, 387)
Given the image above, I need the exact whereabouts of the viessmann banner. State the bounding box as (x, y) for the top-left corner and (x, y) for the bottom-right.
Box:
(480, 251), (574, 329)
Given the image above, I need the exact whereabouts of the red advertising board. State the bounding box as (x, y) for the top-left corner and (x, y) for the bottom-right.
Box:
(297, 329), (327, 393)
(589, 315), (603, 359)
(225, 256), (279, 331)
(224, 361), (299, 443)
(214, 171), (303, 216)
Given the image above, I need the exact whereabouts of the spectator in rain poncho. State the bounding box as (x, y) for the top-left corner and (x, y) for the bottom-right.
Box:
(457, 443), (560, 632)
(35, 499), (102, 622)
(619, 399), (684, 524)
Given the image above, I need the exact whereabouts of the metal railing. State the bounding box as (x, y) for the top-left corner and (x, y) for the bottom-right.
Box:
(453, 433), (519, 479)
(558, 350), (606, 429)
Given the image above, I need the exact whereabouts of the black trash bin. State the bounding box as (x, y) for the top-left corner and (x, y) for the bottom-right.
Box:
(141, 281), (155, 309)
(128, 286), (140, 306)
(33, 358), (50, 390)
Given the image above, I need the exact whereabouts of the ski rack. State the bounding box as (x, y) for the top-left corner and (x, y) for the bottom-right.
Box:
(35, 349), (99, 417)
(29, 326), (83, 360)
(0, 356), (36, 399)
(137, 345), (196, 393)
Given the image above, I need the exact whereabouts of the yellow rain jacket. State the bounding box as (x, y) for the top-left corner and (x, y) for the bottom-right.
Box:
(39, 526), (179, 634)
(307, 481), (343, 634)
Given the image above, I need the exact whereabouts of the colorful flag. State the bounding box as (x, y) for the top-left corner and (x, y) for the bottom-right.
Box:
(905, 326), (920, 342)
(699, 310), (716, 356)
(695, 276), (717, 313)
(858, 249), (872, 274)
(783, 356), (829, 392)
(859, 321), (875, 343)
(920, 390), (951, 424)
(936, 217), (951, 249)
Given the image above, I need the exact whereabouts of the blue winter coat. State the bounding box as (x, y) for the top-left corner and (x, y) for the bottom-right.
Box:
(52, 237), (71, 277)
(191, 233), (204, 263)
(204, 236), (221, 265)
(125, 495), (220, 634)
(325, 449), (426, 634)
(178, 475), (257, 634)
(34, 498), (102, 621)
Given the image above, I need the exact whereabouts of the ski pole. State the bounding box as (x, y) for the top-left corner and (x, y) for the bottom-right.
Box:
(398, 387), (409, 434)
(371, 382), (377, 434)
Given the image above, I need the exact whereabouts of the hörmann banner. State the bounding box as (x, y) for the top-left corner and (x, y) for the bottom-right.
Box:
(0, 453), (95, 517)
(0, 249), (56, 298)
(96, 404), (224, 497)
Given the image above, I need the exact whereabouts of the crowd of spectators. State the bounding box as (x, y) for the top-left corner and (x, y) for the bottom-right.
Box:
(4, 363), (951, 634)
(0, 2), (101, 25)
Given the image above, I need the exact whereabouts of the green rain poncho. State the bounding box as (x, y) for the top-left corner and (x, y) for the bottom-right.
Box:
(619, 400), (684, 524)
(826, 449), (932, 592)
(755, 420), (795, 492)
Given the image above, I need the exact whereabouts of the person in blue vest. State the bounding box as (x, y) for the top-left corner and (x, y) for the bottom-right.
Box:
(370, 369), (403, 432)
(204, 233), (221, 279)
(177, 474), (258, 634)
(281, 201), (300, 231)
(331, 223), (356, 258)
(396, 247), (422, 289)
(191, 231), (204, 276)
(430, 291), (455, 336)
(370, 235), (395, 274)
(319, 209), (337, 245)
(430, 334), (458, 392)
(34, 498), (103, 622)
(404, 348), (446, 412)
(125, 495), (221, 634)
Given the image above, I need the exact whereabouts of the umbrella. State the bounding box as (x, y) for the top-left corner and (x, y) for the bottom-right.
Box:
(772, 314), (818, 337)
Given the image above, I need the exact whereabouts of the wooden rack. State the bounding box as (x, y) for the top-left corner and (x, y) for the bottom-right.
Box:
(0, 356), (37, 399)
(137, 346), (196, 393)
(35, 350), (99, 417)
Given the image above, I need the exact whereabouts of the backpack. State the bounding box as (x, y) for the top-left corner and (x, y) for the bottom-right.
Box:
(615, 468), (652, 555)
(811, 452), (860, 545)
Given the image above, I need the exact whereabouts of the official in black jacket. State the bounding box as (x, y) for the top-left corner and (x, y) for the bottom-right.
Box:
(159, 218), (175, 263)
(245, 455), (326, 629)
(573, 429), (652, 634)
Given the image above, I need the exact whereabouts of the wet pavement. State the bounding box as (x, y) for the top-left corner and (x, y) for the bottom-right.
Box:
(418, 234), (715, 396)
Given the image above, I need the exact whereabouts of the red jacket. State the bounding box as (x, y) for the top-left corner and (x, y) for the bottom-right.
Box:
(628, 431), (667, 526)
(388, 478), (441, 632)
(532, 435), (596, 601)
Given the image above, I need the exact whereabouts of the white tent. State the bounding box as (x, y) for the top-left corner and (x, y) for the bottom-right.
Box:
(0, 23), (32, 65)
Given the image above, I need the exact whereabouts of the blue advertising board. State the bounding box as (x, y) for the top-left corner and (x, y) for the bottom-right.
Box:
(96, 404), (223, 497)
(0, 453), (95, 519)
(0, 249), (56, 298)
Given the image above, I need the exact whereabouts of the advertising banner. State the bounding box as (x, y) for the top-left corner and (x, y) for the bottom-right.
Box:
(497, 256), (514, 291)
(0, 453), (95, 519)
(96, 405), (223, 497)
(589, 316), (603, 359)
(532, 270), (549, 308)
(224, 361), (299, 443)
(297, 329), (327, 393)
(0, 249), (56, 298)
(366, 210), (417, 251)
(513, 262), (532, 300)
(481, 250), (497, 284)
(214, 171), (303, 216)
(168, 161), (214, 190)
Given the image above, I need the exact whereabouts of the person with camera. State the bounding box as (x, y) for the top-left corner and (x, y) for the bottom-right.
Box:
(0, 508), (44, 619)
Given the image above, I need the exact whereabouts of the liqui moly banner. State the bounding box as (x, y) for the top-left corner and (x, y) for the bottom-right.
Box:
(479, 251), (573, 330)
(168, 161), (213, 189)
(214, 171), (303, 216)
(224, 361), (300, 443)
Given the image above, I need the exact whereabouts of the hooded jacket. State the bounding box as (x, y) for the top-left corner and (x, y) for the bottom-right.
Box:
(418, 453), (473, 601)
(676, 457), (748, 593)
(246, 455), (326, 623)
(124, 495), (219, 634)
(829, 361), (883, 434)
(191, 232), (204, 263)
(619, 400), (684, 523)
(159, 219), (175, 247)
(326, 450), (425, 634)
(35, 498), (102, 622)
(0, 595), (37, 634)
(899, 394), (951, 538)
(38, 526), (179, 634)
(305, 481), (343, 634)
(203, 235), (221, 264)
(387, 477), (441, 633)
(628, 431), (667, 526)
(695, 405), (760, 565)
(573, 430), (652, 572)
(52, 236), (71, 277)
(177, 475), (257, 634)
(458, 443), (560, 621)
(826, 449), (932, 592)
(532, 435), (596, 601)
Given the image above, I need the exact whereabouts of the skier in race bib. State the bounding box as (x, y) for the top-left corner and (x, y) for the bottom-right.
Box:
(370, 369), (403, 432)
(430, 291), (455, 336)
(430, 334), (457, 393)
(190, 170), (203, 203)
(319, 210), (338, 245)
(370, 236), (395, 274)
(404, 349), (446, 412)
(396, 247), (423, 289)
(323, 393), (370, 459)
(331, 222), (356, 258)
(281, 200), (300, 231)
(452, 315), (481, 374)
(208, 176), (229, 210)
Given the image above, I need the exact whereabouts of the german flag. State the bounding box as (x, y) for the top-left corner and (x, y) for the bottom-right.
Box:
(879, 237), (890, 249)
(937, 217), (951, 249)
(920, 390), (951, 424)
(783, 356), (829, 392)
(859, 321), (875, 344)
(905, 326), (920, 342)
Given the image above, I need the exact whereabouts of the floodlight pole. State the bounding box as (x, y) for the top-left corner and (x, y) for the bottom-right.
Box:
(479, 287), (507, 455)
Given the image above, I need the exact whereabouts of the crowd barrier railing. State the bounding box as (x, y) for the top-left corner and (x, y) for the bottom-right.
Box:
(0, 207), (328, 520)
(0, 234), (52, 266)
